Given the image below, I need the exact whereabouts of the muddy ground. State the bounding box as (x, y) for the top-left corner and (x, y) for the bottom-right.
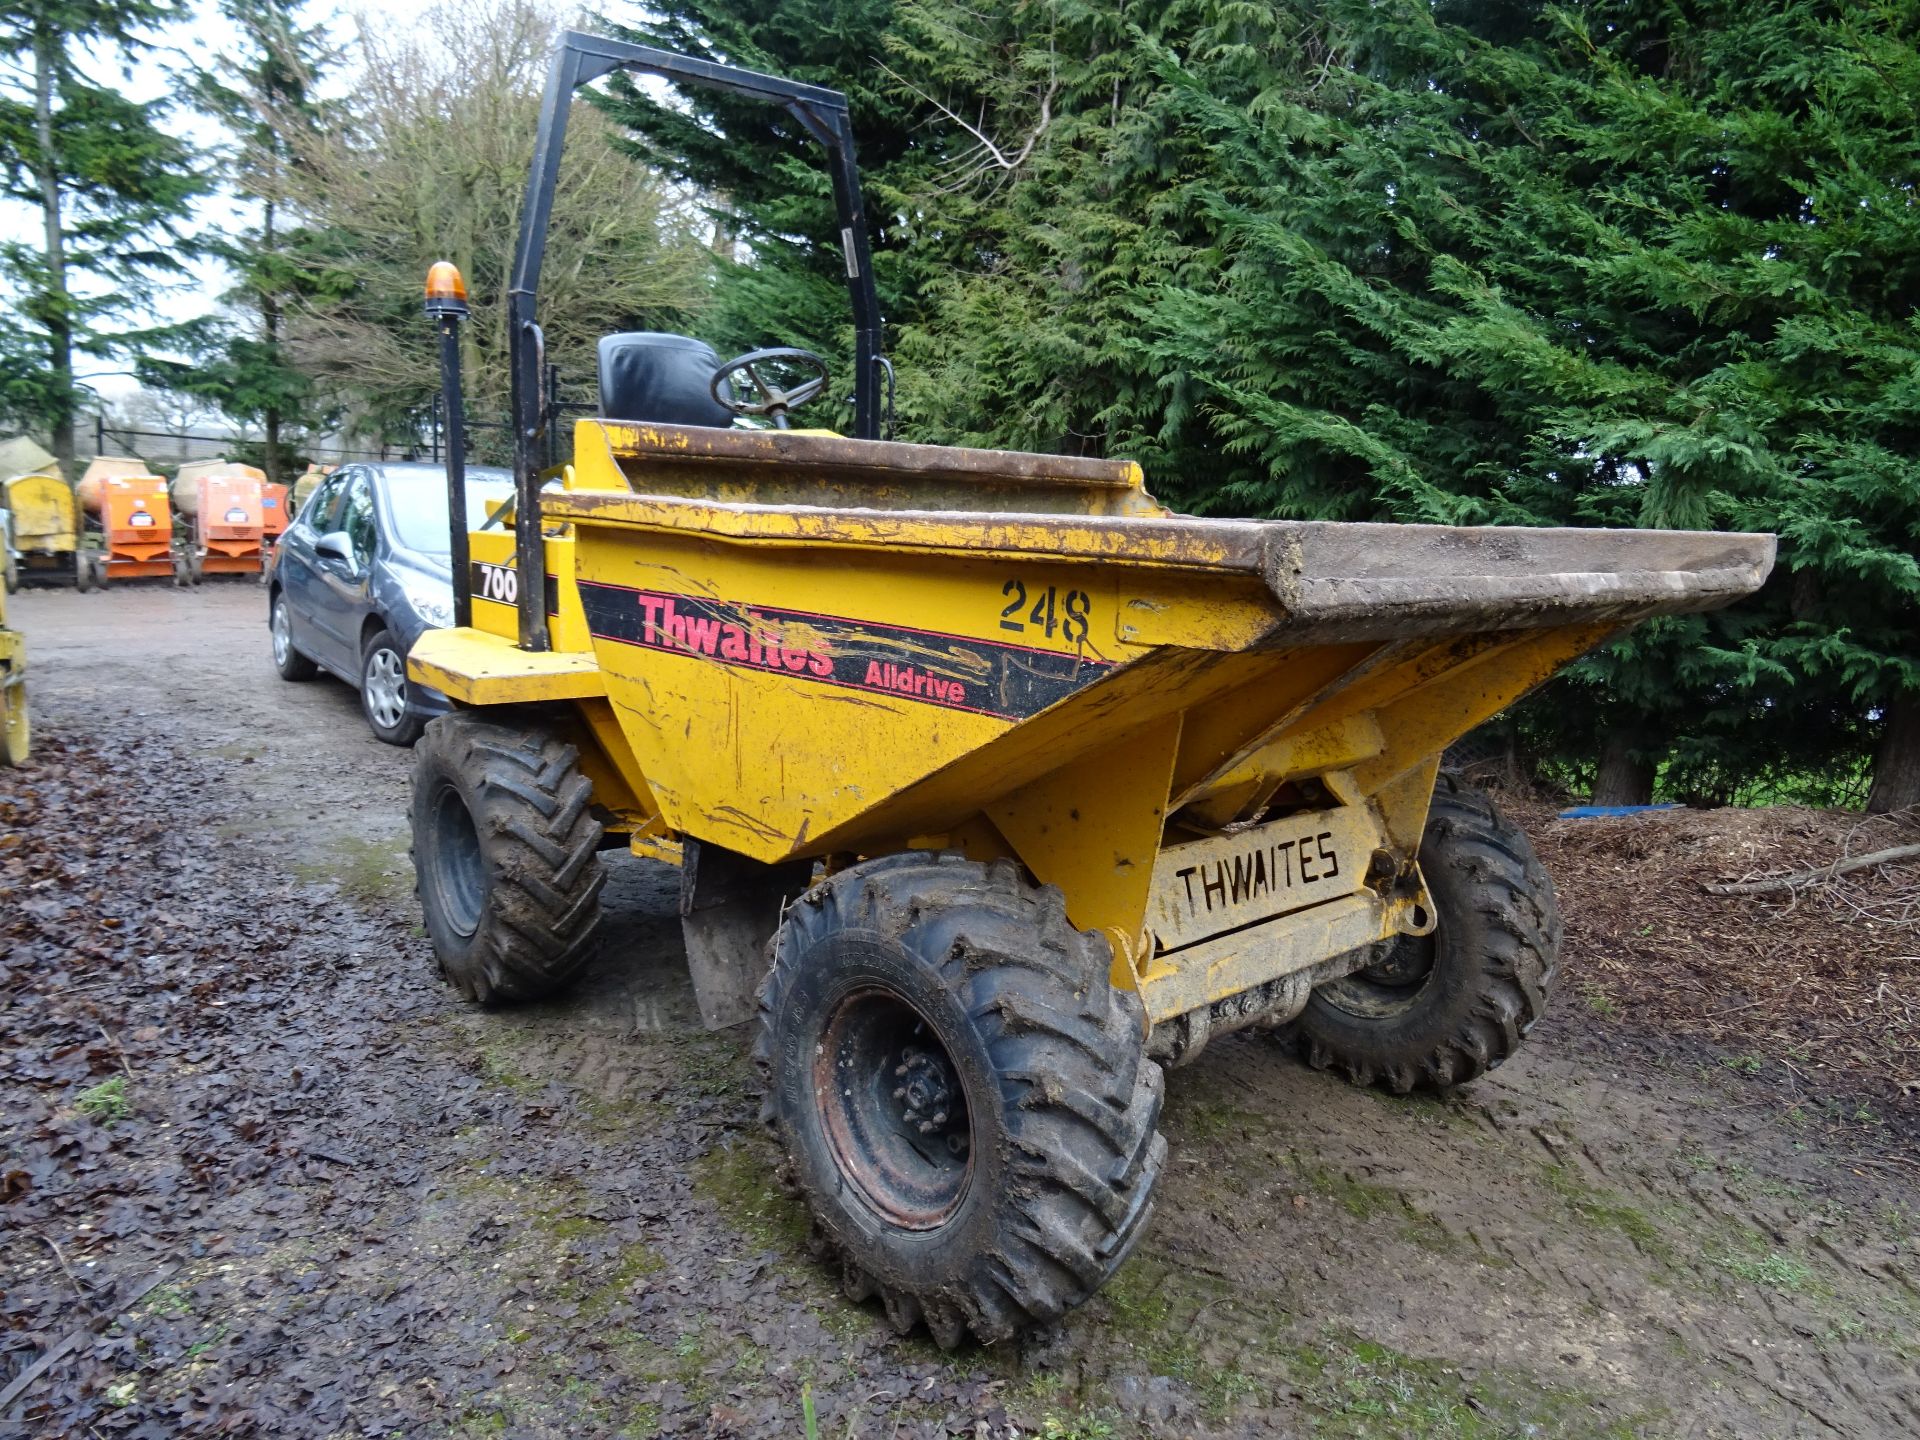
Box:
(3, 584), (1916, 1440)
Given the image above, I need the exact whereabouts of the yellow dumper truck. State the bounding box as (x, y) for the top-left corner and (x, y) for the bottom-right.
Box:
(398, 35), (1775, 1346)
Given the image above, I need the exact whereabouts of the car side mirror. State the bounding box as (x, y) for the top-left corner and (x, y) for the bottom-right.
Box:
(315, 531), (358, 571)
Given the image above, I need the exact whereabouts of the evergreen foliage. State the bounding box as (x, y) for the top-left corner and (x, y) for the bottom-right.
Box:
(595, 0), (931, 431)
(601, 0), (1920, 808)
(0, 0), (205, 474)
(143, 0), (345, 483)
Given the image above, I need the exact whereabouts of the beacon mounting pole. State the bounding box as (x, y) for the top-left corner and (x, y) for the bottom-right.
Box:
(424, 261), (473, 629)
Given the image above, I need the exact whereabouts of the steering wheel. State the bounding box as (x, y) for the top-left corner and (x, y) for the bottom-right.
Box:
(711, 348), (830, 429)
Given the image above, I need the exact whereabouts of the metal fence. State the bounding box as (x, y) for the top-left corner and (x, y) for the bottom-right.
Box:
(79, 375), (594, 474)
(78, 416), (425, 471)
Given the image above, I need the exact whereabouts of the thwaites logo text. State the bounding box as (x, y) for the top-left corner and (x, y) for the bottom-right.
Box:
(577, 582), (1111, 722)
(1171, 829), (1342, 922)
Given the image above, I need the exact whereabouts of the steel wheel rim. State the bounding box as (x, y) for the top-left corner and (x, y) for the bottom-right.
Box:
(1318, 932), (1439, 1019)
(815, 986), (974, 1230)
(365, 647), (407, 728)
(271, 600), (291, 666)
(430, 782), (485, 938)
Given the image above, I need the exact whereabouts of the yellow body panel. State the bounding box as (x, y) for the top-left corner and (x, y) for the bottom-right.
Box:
(5, 473), (78, 554)
(411, 418), (1775, 1029)
(466, 529), (596, 651)
(410, 626), (605, 704)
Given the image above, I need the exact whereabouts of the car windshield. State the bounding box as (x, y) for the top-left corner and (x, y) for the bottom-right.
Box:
(383, 474), (516, 555)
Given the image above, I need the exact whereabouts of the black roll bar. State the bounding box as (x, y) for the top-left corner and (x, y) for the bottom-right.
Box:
(504, 31), (885, 652)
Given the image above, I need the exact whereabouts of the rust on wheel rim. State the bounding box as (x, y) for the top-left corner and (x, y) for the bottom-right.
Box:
(1321, 931), (1439, 1019)
(814, 986), (973, 1230)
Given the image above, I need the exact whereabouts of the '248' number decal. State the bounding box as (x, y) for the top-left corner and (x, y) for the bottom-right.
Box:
(999, 578), (1091, 643)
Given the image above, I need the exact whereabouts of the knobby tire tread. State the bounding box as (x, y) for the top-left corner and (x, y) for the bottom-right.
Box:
(412, 713), (604, 1004)
(755, 853), (1165, 1346)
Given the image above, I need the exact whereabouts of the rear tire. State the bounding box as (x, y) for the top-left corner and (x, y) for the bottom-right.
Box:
(1289, 774), (1561, 1093)
(757, 853), (1166, 1347)
(270, 592), (319, 681)
(410, 712), (605, 1004)
(360, 627), (424, 746)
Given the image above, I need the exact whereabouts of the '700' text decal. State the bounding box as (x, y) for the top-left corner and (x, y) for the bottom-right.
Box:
(468, 560), (560, 616)
(576, 581), (1112, 722)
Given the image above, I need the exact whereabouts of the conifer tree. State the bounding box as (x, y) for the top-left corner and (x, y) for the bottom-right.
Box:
(156, 0), (343, 483)
(0, 0), (203, 475)
(591, 0), (936, 432)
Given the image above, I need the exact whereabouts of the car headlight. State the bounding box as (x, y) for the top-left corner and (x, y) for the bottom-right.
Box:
(400, 574), (454, 629)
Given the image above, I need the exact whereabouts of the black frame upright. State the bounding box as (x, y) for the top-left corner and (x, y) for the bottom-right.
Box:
(503, 30), (885, 652)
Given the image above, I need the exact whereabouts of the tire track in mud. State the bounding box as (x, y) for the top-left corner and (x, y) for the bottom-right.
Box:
(1489, 1064), (1920, 1438)
(1128, 1027), (1919, 1438)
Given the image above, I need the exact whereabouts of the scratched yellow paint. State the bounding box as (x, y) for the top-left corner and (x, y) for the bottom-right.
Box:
(465, 530), (597, 651)
(407, 416), (1702, 1012)
(572, 525), (1037, 859)
(0, 581), (26, 765)
(409, 626), (604, 703)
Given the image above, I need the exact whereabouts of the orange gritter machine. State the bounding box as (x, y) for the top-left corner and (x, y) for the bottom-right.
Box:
(173, 460), (268, 578)
(261, 481), (291, 551)
(77, 457), (174, 584)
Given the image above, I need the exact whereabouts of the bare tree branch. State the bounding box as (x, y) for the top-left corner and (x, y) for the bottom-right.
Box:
(879, 58), (1059, 193)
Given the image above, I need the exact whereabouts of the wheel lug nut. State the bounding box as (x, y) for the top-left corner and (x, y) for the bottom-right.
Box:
(931, 1111), (946, 1126)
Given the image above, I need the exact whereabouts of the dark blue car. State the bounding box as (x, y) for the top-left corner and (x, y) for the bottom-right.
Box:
(266, 462), (514, 745)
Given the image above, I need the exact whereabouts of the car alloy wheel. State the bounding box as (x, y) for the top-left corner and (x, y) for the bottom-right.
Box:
(364, 645), (409, 730)
(271, 600), (293, 668)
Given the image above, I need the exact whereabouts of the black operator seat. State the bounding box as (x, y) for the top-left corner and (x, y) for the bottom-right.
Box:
(596, 332), (735, 428)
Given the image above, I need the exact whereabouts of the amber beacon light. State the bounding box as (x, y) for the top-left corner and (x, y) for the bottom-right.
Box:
(424, 260), (469, 318)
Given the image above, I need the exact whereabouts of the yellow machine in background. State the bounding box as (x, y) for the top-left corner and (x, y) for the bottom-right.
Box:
(291, 463), (331, 516)
(3, 470), (88, 591)
(397, 35), (1777, 1352)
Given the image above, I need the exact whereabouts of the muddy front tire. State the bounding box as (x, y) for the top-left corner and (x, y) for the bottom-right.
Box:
(1290, 775), (1561, 1093)
(410, 712), (605, 1005)
(756, 853), (1166, 1347)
